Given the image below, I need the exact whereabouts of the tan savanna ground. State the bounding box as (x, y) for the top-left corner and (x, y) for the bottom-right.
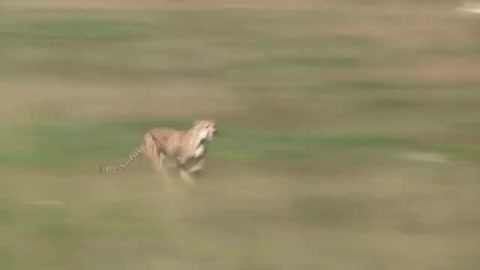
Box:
(1, 1), (480, 269)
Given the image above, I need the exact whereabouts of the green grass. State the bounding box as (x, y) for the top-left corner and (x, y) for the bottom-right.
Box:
(1, 3), (480, 270)
(0, 119), (471, 166)
(1, 18), (153, 41)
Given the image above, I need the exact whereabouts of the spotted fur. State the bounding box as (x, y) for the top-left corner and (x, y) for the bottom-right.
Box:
(99, 120), (218, 185)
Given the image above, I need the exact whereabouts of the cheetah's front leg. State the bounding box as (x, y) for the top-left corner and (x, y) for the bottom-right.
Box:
(188, 159), (204, 174)
(179, 168), (197, 186)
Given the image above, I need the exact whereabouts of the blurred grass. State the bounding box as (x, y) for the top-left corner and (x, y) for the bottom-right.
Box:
(1, 2), (480, 270)
(3, 119), (480, 168)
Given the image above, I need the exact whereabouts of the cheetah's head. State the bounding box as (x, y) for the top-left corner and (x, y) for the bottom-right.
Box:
(193, 119), (217, 142)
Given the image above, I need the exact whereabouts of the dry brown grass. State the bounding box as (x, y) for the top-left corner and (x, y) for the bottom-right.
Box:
(1, 79), (246, 122)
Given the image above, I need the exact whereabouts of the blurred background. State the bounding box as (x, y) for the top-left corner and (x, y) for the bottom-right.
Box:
(1, 0), (480, 269)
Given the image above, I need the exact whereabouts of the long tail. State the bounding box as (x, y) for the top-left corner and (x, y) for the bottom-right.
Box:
(98, 147), (143, 174)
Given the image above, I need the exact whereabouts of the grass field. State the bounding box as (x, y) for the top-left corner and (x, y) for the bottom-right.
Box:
(1, 1), (480, 269)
